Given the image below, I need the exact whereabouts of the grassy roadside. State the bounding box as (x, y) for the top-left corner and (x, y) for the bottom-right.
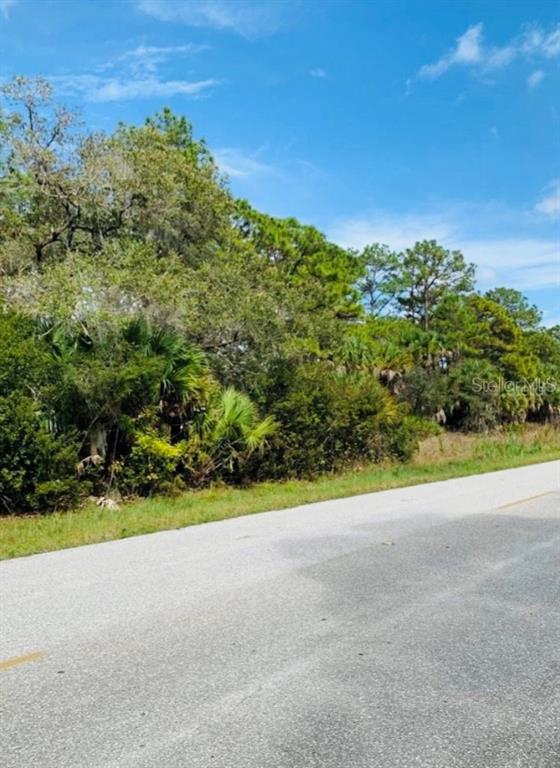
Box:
(1, 427), (558, 560)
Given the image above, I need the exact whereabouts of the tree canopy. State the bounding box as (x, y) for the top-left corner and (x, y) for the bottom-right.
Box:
(1, 77), (558, 512)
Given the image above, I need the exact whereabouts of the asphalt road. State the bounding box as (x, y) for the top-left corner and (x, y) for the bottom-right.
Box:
(1, 462), (559, 768)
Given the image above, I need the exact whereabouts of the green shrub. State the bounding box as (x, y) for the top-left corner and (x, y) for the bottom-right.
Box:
(0, 313), (70, 424)
(0, 393), (82, 513)
(447, 359), (501, 431)
(400, 366), (448, 418)
(122, 431), (186, 496)
(384, 416), (440, 461)
(195, 387), (277, 484)
(259, 363), (424, 477)
(499, 389), (531, 425)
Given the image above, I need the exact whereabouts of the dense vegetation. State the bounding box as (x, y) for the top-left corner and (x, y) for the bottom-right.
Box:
(1, 77), (558, 513)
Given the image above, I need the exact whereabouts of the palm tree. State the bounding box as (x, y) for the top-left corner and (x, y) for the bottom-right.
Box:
(123, 317), (211, 422)
(191, 387), (277, 482)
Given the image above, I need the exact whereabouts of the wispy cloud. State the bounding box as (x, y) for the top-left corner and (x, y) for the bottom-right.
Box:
(212, 146), (326, 216)
(0, 0), (17, 18)
(328, 207), (559, 292)
(458, 238), (559, 289)
(213, 146), (278, 179)
(330, 212), (456, 253)
(416, 22), (560, 82)
(527, 69), (545, 88)
(310, 67), (326, 78)
(52, 74), (218, 102)
(535, 180), (560, 219)
(50, 37), (218, 103)
(137, 0), (291, 37)
(118, 43), (208, 74)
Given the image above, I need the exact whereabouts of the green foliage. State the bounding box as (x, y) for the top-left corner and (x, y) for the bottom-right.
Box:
(204, 388), (277, 460)
(184, 387), (278, 485)
(122, 389), (277, 493)
(0, 76), (556, 514)
(259, 363), (425, 477)
(447, 359), (502, 431)
(122, 431), (186, 497)
(396, 240), (475, 330)
(358, 243), (401, 316)
(0, 77), (231, 267)
(234, 201), (364, 319)
(0, 313), (63, 406)
(0, 393), (82, 512)
(485, 287), (542, 330)
(401, 366), (449, 418)
(384, 415), (441, 461)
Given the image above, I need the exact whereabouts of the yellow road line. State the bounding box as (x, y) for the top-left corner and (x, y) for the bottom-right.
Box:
(0, 651), (45, 672)
(497, 491), (555, 510)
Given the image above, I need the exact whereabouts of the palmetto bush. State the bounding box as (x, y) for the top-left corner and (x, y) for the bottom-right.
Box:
(122, 388), (277, 493)
(0, 311), (279, 507)
(208, 387), (276, 470)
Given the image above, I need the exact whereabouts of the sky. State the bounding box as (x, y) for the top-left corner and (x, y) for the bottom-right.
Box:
(1, 0), (559, 323)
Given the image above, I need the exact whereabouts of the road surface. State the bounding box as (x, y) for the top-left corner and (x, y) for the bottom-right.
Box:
(1, 461), (559, 767)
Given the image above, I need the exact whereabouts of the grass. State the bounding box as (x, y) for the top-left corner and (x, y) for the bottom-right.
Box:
(1, 425), (558, 560)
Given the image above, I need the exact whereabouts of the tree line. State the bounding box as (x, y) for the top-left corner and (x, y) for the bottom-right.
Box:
(1, 76), (558, 512)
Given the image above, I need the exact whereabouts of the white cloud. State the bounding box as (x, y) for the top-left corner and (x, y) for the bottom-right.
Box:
(0, 0), (17, 18)
(213, 147), (278, 179)
(52, 74), (219, 102)
(418, 23), (484, 79)
(527, 69), (545, 88)
(212, 147), (325, 213)
(310, 68), (326, 78)
(328, 208), (559, 292)
(50, 37), (217, 103)
(329, 212), (456, 252)
(137, 0), (289, 37)
(535, 179), (560, 218)
(522, 25), (560, 57)
(119, 43), (207, 73)
(417, 22), (560, 81)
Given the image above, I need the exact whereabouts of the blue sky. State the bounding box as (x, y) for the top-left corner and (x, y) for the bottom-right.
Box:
(1, 0), (559, 323)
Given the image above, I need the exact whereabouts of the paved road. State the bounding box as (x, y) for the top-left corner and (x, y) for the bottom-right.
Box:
(1, 462), (559, 768)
